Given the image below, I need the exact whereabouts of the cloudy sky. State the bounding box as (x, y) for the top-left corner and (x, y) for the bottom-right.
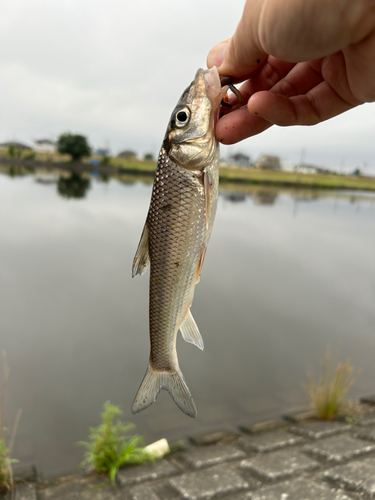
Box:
(1, 0), (375, 174)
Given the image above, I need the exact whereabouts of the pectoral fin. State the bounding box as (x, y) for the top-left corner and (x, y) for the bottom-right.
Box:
(203, 170), (210, 229)
(180, 309), (204, 350)
(132, 223), (150, 277)
(196, 247), (207, 283)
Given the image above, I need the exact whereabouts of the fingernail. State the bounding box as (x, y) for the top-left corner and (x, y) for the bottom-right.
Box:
(208, 41), (228, 69)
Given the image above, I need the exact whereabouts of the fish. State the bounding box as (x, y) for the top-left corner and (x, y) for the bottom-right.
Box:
(131, 67), (228, 418)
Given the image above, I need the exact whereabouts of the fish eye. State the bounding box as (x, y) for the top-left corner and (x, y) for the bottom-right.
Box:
(175, 107), (190, 128)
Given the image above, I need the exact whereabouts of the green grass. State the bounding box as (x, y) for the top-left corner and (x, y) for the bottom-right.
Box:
(78, 402), (152, 484)
(305, 351), (358, 420)
(218, 166), (375, 191)
(0, 352), (20, 495)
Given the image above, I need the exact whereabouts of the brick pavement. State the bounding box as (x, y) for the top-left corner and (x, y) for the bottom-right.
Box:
(12, 400), (375, 500)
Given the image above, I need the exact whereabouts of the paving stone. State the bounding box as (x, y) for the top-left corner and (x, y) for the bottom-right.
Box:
(240, 449), (320, 482)
(228, 492), (253, 500)
(169, 465), (249, 500)
(240, 419), (287, 435)
(15, 484), (37, 500)
(129, 485), (161, 500)
(360, 395), (375, 406)
(248, 477), (352, 500)
(13, 465), (38, 482)
(323, 457), (375, 497)
(190, 430), (239, 446)
(303, 434), (375, 463)
(238, 430), (304, 453)
(179, 444), (246, 469)
(117, 460), (179, 487)
(354, 412), (375, 427)
(283, 408), (317, 423)
(354, 426), (375, 442)
(153, 481), (182, 500)
(38, 478), (122, 500)
(289, 421), (351, 440)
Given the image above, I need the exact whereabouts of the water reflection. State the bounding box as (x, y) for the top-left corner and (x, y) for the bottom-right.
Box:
(251, 190), (278, 205)
(57, 173), (91, 199)
(222, 191), (247, 203)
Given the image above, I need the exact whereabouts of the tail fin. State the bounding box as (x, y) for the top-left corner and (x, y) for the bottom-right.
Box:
(131, 363), (197, 418)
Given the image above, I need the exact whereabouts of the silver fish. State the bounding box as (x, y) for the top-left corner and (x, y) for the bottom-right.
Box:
(131, 67), (227, 418)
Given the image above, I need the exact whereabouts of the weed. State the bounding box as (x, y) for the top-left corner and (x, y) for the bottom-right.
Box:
(0, 352), (20, 496)
(78, 402), (152, 484)
(305, 350), (358, 420)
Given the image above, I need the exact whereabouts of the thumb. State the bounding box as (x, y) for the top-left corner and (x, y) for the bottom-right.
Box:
(207, 11), (267, 80)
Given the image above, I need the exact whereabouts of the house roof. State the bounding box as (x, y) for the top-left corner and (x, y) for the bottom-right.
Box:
(35, 139), (56, 145)
(0, 141), (32, 149)
(230, 153), (250, 161)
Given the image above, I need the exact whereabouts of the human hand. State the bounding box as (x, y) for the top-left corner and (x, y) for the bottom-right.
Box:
(207, 0), (375, 144)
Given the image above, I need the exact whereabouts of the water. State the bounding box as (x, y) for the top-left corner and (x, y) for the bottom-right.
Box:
(1, 170), (375, 477)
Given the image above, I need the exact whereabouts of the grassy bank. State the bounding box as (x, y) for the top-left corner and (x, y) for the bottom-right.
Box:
(1, 150), (375, 191)
(218, 165), (375, 191)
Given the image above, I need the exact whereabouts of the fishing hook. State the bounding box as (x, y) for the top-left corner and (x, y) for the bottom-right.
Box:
(220, 76), (243, 114)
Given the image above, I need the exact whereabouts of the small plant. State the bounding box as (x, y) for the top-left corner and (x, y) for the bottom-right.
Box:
(78, 402), (152, 484)
(0, 352), (20, 495)
(305, 350), (357, 420)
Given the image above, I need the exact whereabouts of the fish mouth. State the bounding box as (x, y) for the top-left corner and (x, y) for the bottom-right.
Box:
(203, 67), (228, 111)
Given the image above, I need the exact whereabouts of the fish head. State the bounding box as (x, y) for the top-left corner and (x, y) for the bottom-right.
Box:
(164, 67), (228, 170)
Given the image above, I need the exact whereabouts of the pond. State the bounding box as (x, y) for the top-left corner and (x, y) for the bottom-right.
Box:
(1, 169), (375, 477)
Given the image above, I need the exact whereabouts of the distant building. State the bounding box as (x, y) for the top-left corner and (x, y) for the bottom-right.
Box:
(254, 155), (281, 170)
(118, 150), (137, 159)
(295, 163), (332, 175)
(229, 153), (251, 167)
(95, 148), (110, 157)
(0, 141), (32, 150)
(34, 139), (56, 154)
(294, 163), (319, 174)
(280, 161), (295, 172)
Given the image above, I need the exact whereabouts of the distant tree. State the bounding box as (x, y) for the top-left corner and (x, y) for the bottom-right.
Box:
(352, 168), (362, 176)
(57, 173), (91, 199)
(7, 144), (22, 158)
(144, 153), (154, 161)
(57, 133), (91, 162)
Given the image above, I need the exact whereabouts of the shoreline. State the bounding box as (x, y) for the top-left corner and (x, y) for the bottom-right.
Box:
(2, 157), (375, 192)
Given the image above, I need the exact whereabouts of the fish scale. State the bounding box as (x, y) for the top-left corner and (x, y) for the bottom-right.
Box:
(131, 67), (228, 417)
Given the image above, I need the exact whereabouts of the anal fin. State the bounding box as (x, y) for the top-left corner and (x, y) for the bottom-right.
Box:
(132, 223), (150, 277)
(180, 309), (204, 350)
